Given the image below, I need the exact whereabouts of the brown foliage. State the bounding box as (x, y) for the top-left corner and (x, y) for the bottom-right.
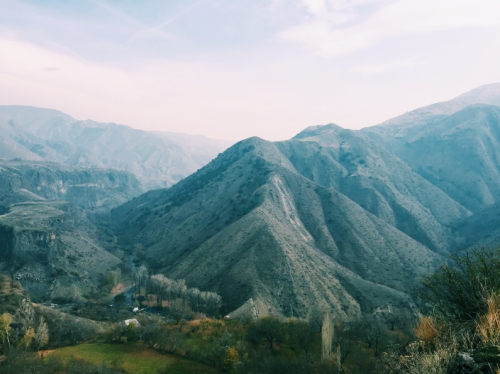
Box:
(414, 316), (437, 342)
(477, 293), (500, 345)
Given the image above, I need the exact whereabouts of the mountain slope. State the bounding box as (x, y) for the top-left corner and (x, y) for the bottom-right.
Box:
(0, 106), (232, 189)
(112, 138), (443, 317)
(365, 104), (500, 212)
(279, 125), (469, 253)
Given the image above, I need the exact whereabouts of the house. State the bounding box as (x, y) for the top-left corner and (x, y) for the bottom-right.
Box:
(124, 318), (140, 327)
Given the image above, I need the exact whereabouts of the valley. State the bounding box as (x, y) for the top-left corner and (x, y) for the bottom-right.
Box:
(2, 83), (500, 373)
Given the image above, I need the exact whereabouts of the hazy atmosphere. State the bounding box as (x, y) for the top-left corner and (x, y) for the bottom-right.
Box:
(2, 0), (500, 140)
(4, 2), (500, 373)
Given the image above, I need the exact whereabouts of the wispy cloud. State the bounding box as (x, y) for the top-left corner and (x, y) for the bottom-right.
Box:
(41, 67), (62, 72)
(279, 0), (500, 57)
(125, 3), (199, 45)
(351, 57), (425, 74)
(91, 0), (176, 43)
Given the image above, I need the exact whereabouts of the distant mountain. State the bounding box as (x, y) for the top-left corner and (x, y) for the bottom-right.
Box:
(0, 106), (232, 190)
(365, 83), (500, 139)
(365, 104), (500, 212)
(112, 83), (500, 319)
(0, 159), (141, 213)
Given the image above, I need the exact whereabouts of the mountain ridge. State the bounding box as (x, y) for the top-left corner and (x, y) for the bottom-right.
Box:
(0, 105), (232, 190)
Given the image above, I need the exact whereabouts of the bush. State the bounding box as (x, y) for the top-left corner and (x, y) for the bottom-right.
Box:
(419, 246), (500, 324)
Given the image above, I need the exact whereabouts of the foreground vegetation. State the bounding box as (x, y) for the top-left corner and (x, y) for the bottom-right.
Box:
(4, 246), (500, 373)
(381, 246), (500, 373)
(46, 343), (217, 374)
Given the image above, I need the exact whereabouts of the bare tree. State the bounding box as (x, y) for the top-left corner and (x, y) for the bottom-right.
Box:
(308, 307), (324, 333)
(34, 316), (49, 351)
(322, 312), (333, 361)
(107, 269), (121, 290)
(150, 274), (170, 309)
(0, 312), (12, 349)
(333, 321), (354, 372)
(135, 265), (149, 296)
(353, 315), (387, 356)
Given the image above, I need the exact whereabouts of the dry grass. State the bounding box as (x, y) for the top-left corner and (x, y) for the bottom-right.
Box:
(477, 293), (500, 346)
(414, 316), (438, 342)
(382, 337), (458, 374)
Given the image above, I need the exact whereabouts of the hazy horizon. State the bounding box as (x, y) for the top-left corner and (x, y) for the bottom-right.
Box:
(1, 0), (500, 141)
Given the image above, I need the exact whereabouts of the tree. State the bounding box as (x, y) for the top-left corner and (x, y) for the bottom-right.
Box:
(133, 265), (149, 296)
(34, 316), (49, 351)
(157, 328), (186, 354)
(224, 346), (239, 373)
(202, 291), (222, 317)
(125, 322), (140, 343)
(322, 313), (333, 361)
(107, 269), (122, 290)
(141, 323), (162, 348)
(285, 319), (316, 358)
(353, 315), (387, 356)
(308, 307), (324, 333)
(21, 328), (35, 350)
(333, 321), (354, 371)
(168, 298), (194, 322)
(16, 298), (35, 330)
(0, 312), (12, 350)
(106, 322), (127, 343)
(149, 274), (170, 309)
(247, 316), (284, 351)
(203, 330), (233, 368)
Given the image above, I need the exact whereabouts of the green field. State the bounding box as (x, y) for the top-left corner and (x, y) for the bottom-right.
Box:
(46, 343), (217, 374)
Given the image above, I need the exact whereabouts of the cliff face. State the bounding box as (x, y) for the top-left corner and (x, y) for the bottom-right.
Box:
(0, 201), (120, 301)
(0, 159), (143, 213)
(0, 162), (132, 302)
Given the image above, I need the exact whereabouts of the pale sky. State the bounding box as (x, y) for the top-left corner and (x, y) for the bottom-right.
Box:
(1, 0), (500, 141)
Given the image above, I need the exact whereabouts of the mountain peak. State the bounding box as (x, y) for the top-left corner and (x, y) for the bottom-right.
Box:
(293, 123), (344, 140)
(452, 82), (500, 106)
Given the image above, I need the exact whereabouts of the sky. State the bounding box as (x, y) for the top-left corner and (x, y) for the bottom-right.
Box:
(1, 0), (500, 141)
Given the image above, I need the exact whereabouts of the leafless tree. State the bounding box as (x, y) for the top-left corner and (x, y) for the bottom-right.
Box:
(34, 316), (49, 351)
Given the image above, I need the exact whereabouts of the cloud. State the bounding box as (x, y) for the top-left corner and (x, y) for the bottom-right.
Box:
(92, 0), (176, 43)
(280, 0), (500, 57)
(351, 57), (425, 74)
(41, 67), (62, 72)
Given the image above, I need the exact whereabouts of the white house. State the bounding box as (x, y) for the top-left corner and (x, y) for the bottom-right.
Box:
(124, 318), (140, 327)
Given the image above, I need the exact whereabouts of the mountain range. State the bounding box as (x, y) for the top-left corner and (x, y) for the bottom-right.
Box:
(2, 83), (500, 319)
(112, 83), (500, 317)
(0, 106), (232, 190)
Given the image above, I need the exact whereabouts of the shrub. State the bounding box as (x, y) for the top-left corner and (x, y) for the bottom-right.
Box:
(419, 246), (500, 324)
(414, 316), (437, 342)
(476, 293), (500, 346)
